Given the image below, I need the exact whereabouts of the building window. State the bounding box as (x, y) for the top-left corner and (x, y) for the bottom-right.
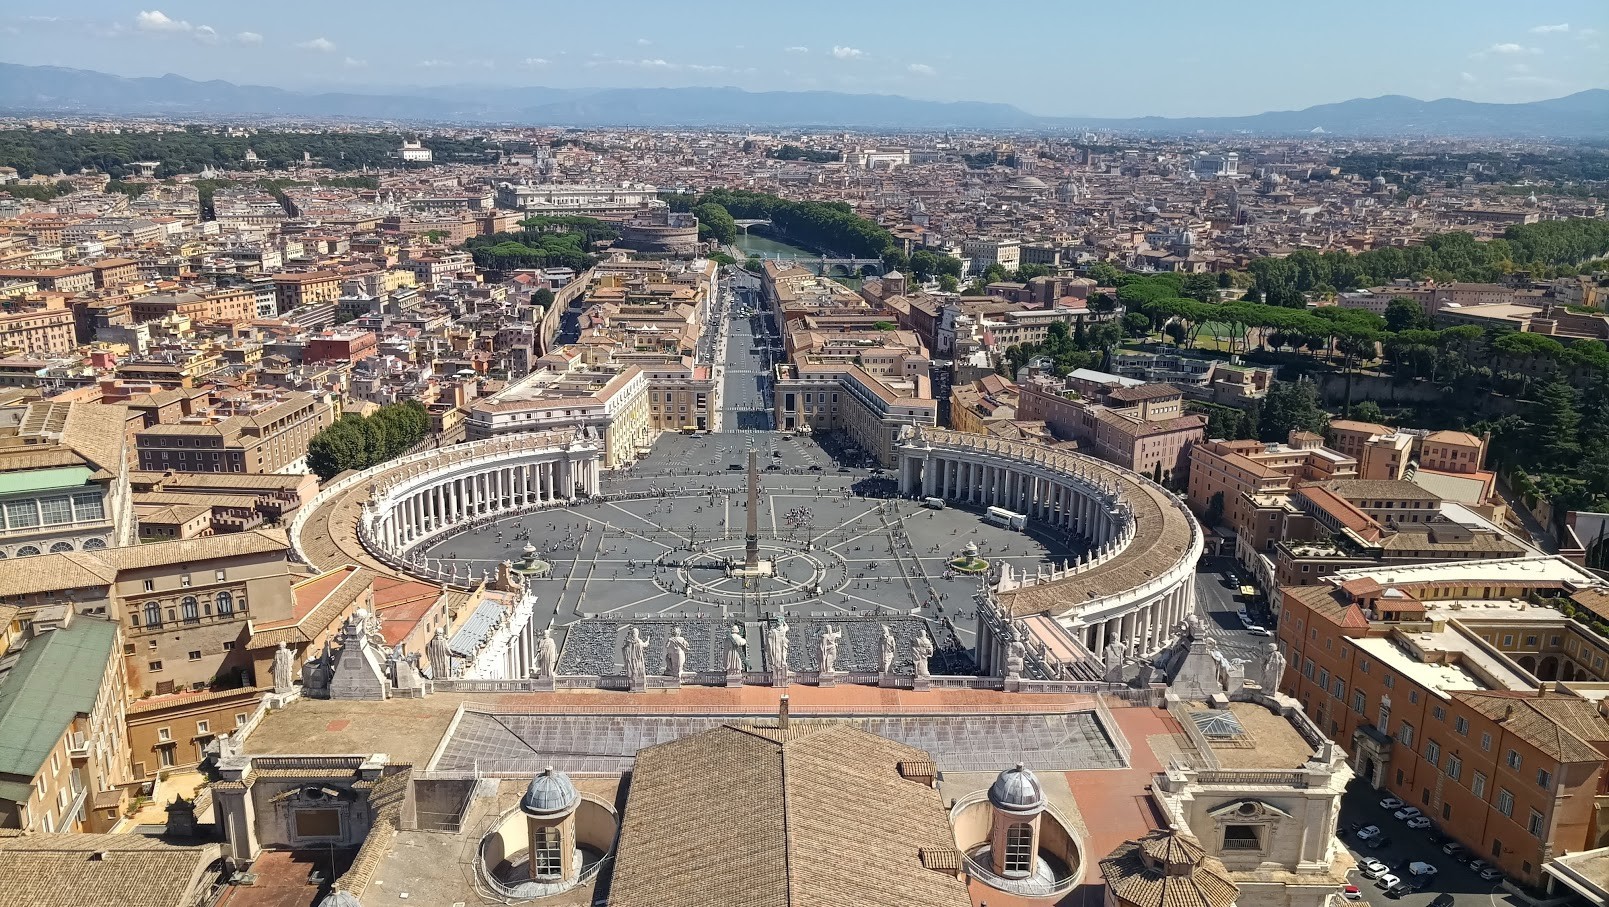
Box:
(235, 713), (249, 727)
(148, 660), (163, 672)
(1472, 772), (1487, 798)
(1399, 723), (1415, 746)
(143, 579), (155, 592)
(1425, 740), (1440, 766)
(1480, 733), (1492, 752)
(1506, 750), (1523, 770)
(533, 825), (564, 878)
(1528, 811), (1544, 837)
(1352, 691), (1366, 714)
(181, 597), (199, 622)
(1496, 789), (1514, 817)
(187, 650), (201, 661)
(1455, 716), (1469, 736)
(216, 591), (234, 615)
(1004, 822), (1035, 873)
(157, 727), (172, 743)
(1433, 706), (1446, 721)
(1537, 769), (1551, 789)
(196, 720), (210, 734)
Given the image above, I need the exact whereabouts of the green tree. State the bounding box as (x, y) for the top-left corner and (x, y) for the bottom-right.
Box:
(1350, 400), (1386, 424)
(1259, 381), (1329, 442)
(692, 202), (738, 245)
(1384, 297), (1428, 332)
(1121, 311), (1151, 337)
(1204, 491), (1226, 528)
(938, 274), (959, 293)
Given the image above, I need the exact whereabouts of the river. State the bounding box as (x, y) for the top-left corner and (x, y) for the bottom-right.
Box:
(730, 230), (862, 290)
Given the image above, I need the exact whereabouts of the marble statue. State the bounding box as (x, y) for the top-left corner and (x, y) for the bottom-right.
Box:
(1102, 638), (1127, 680)
(912, 633), (935, 678)
(1182, 610), (1206, 641)
(664, 626), (689, 676)
(725, 623), (747, 673)
(767, 618), (791, 682)
(879, 624), (897, 673)
(427, 628), (453, 680)
(533, 626), (558, 680)
(1005, 631), (1026, 678)
(271, 641), (295, 695)
(393, 650), (424, 692)
(622, 626), (650, 686)
(818, 624), (841, 675)
(1261, 642), (1288, 692)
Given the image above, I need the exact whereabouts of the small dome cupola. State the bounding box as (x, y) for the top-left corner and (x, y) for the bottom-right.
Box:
(520, 766), (579, 819)
(988, 763), (1046, 815)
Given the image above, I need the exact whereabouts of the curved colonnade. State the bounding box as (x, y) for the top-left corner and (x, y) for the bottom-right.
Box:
(897, 429), (1201, 669)
(290, 430), (604, 582)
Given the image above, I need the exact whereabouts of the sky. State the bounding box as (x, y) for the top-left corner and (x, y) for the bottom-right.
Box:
(2, 1), (1605, 117)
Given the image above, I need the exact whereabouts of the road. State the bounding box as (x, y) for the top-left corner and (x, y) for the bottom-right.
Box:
(1194, 555), (1273, 663)
(719, 276), (780, 433)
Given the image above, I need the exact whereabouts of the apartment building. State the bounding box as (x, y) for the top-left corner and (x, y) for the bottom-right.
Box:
(89, 258), (139, 289)
(774, 362), (937, 466)
(1277, 557), (1609, 885)
(465, 361), (652, 467)
(949, 374), (1020, 436)
(961, 237), (1021, 273)
(129, 287), (257, 325)
(0, 296), (76, 356)
(134, 389), (337, 475)
(1017, 375), (1206, 484)
(0, 609), (130, 834)
(271, 271), (342, 314)
(1272, 479), (1530, 588)
(0, 267), (95, 293)
(0, 400), (136, 557)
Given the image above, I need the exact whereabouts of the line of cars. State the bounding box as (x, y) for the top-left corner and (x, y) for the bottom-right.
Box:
(1235, 606), (1273, 637)
(1345, 795), (1504, 900)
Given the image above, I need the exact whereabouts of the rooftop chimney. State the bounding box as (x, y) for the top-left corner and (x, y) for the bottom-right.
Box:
(778, 695), (790, 731)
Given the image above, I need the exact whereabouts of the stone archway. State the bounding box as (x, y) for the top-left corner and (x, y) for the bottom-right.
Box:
(1562, 661), (1578, 681)
(1518, 655), (1538, 674)
(1538, 656), (1560, 681)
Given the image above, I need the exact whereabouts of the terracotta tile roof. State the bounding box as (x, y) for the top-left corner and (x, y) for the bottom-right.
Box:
(1454, 691), (1608, 764)
(607, 721), (971, 907)
(1098, 828), (1239, 907)
(0, 832), (220, 907)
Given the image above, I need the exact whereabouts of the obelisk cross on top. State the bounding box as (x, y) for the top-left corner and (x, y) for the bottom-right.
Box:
(745, 445), (761, 569)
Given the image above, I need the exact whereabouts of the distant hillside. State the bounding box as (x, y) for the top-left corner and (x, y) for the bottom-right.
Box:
(0, 63), (1603, 137)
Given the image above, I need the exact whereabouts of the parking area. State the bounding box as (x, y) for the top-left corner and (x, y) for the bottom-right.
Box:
(1338, 783), (1524, 907)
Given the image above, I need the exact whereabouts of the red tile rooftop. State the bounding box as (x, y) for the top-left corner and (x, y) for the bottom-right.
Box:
(214, 848), (357, 907)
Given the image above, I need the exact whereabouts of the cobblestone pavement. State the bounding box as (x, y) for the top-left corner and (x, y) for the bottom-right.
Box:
(420, 431), (1089, 676)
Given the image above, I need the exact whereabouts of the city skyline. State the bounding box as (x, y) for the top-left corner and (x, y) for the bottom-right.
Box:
(1, 0), (1605, 118)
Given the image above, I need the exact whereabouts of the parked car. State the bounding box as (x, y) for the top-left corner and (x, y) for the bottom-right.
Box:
(1442, 842), (1467, 857)
(1376, 874), (1401, 890)
(1466, 860), (1489, 874)
(1386, 881), (1414, 899)
(1406, 816), (1432, 829)
(1430, 895), (1455, 907)
(1394, 807), (1423, 821)
(1358, 859), (1390, 878)
(1357, 826), (1382, 841)
(1368, 836), (1393, 850)
(1380, 797), (1406, 810)
(1342, 885), (1364, 901)
(1246, 625), (1272, 636)
(1479, 868), (1503, 881)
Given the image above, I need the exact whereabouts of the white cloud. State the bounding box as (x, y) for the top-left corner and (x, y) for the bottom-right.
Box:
(193, 25), (219, 44)
(1459, 71), (1478, 83)
(585, 58), (726, 72)
(636, 37), (651, 46)
(298, 36), (336, 52)
(831, 45), (864, 59)
(1530, 23), (1569, 34)
(907, 62), (937, 76)
(135, 10), (189, 33)
(1487, 43), (1539, 55)
(235, 31), (263, 45)
(417, 59), (454, 68)
(342, 57), (367, 68)
(521, 57), (550, 68)
(784, 45), (809, 54)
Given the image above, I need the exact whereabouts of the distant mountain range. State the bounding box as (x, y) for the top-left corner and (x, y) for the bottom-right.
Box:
(2, 63), (1605, 138)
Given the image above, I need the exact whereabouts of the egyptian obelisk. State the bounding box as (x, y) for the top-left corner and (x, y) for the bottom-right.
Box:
(745, 446), (760, 569)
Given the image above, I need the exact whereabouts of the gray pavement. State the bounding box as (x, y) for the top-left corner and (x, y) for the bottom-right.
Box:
(1195, 555), (1273, 664)
(1338, 783), (1526, 907)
